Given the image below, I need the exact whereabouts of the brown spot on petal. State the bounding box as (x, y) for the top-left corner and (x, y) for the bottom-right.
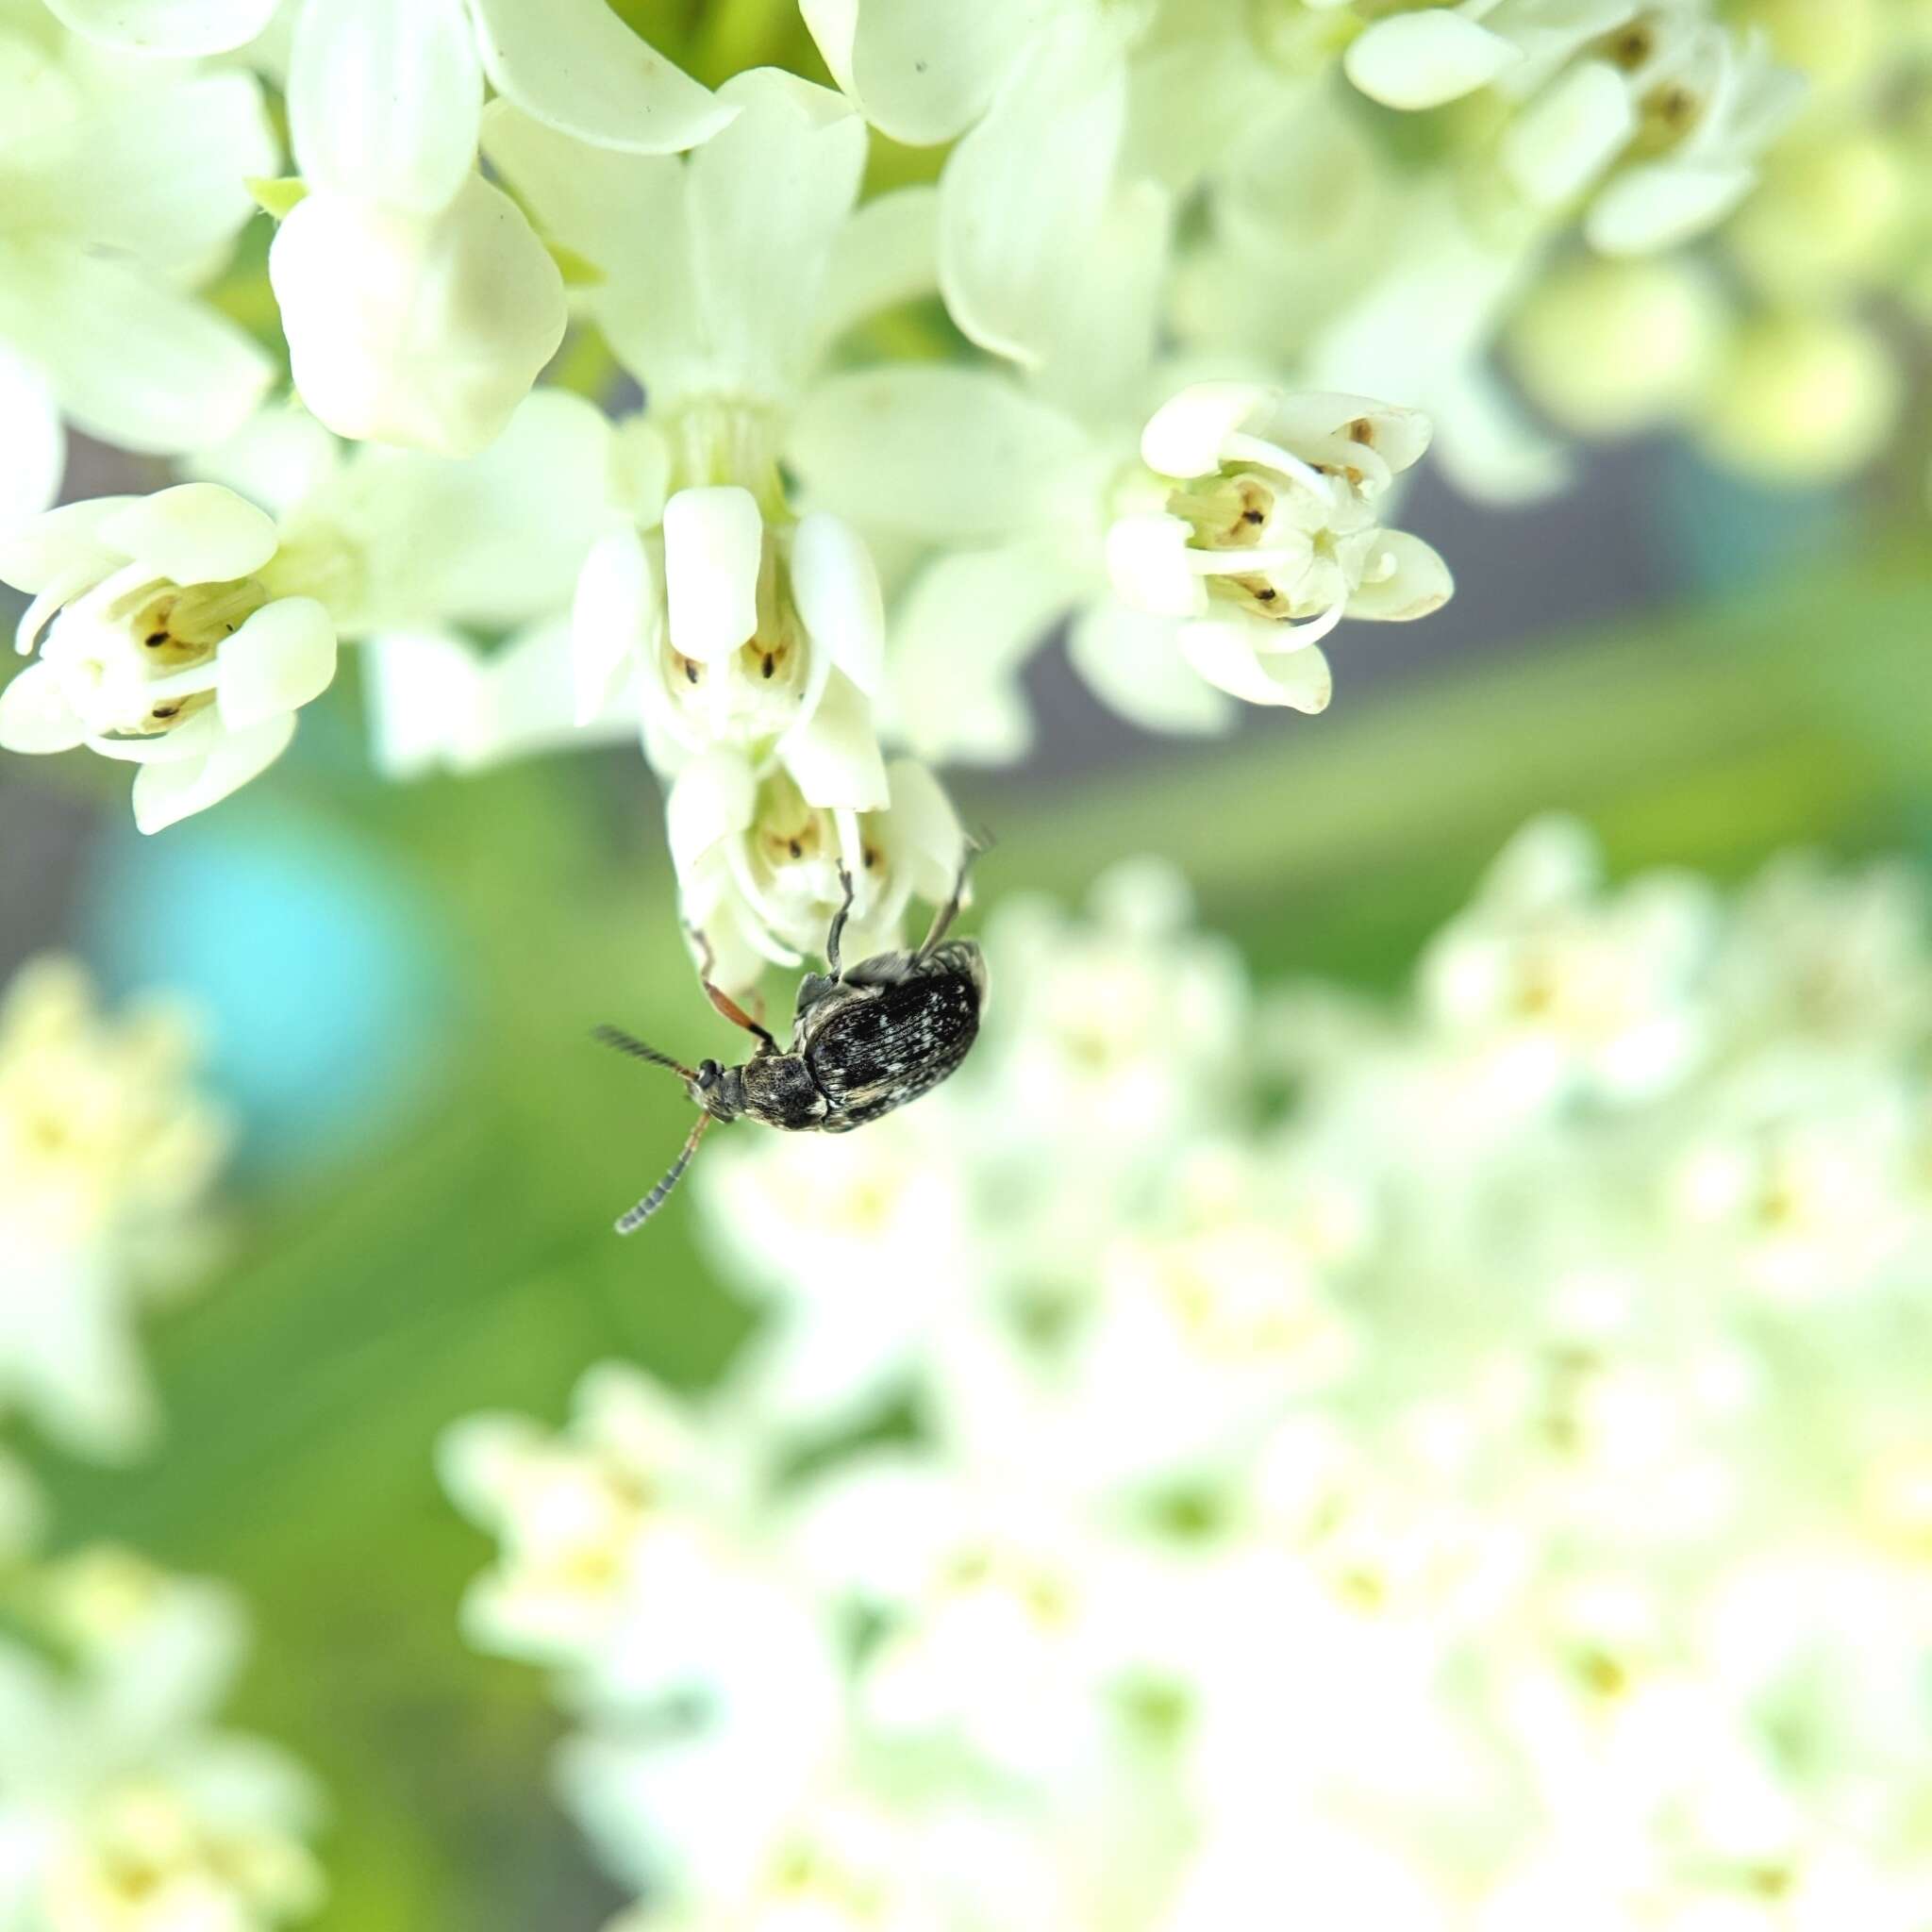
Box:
(1606, 23), (1655, 68)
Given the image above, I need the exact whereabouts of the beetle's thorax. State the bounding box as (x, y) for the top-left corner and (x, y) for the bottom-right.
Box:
(737, 1049), (830, 1129)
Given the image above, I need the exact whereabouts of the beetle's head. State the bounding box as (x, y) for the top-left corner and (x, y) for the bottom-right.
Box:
(691, 1057), (744, 1122)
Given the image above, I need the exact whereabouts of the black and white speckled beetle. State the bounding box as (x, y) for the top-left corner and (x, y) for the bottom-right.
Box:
(594, 849), (987, 1234)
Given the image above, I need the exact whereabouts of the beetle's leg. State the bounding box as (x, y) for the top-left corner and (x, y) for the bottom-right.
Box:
(825, 864), (857, 979)
(916, 842), (981, 958)
(687, 924), (780, 1052)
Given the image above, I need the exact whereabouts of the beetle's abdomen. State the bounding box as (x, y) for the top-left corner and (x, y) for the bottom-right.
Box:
(808, 971), (981, 1132)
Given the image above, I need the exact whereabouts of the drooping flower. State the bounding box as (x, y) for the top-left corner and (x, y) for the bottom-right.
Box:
(666, 753), (964, 993)
(487, 67), (926, 812)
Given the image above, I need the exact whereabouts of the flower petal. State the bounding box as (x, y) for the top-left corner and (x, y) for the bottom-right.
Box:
(359, 628), (482, 779)
(0, 249), (272, 457)
(99, 485), (278, 588)
(572, 526), (656, 727)
(269, 178), (567, 459)
(790, 512), (882, 697)
(0, 497), (139, 598)
(880, 758), (965, 905)
(9, 72), (275, 267)
(289, 0), (481, 212)
(215, 597), (338, 730)
(662, 488), (762, 664)
(780, 669), (888, 811)
(1141, 381), (1273, 480)
(1344, 12), (1523, 111)
(813, 185), (941, 358)
(0, 348), (63, 529)
(1257, 392), (1435, 476)
(891, 541), (1077, 765)
(789, 365), (1085, 544)
(807, 0), (1037, 146)
(0, 662), (88, 754)
(1499, 58), (1635, 209)
(347, 390), (612, 628)
(467, 0), (732, 156)
(939, 11), (1126, 369)
(187, 411), (341, 525)
(42, 0), (278, 55)
(687, 71), (867, 402)
(1177, 617), (1334, 712)
(1586, 162), (1758, 257)
(667, 748), (757, 879)
(1346, 530), (1455, 622)
(1104, 514), (1208, 620)
(131, 712), (296, 833)
(1068, 604), (1233, 735)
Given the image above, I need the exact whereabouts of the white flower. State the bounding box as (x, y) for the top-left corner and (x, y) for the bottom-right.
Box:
(794, 200), (1455, 747)
(266, 0), (730, 457)
(699, 1102), (979, 1442)
(1712, 850), (1932, 1057)
(575, 494), (887, 806)
(0, 17), (275, 522)
(438, 1362), (745, 1674)
(0, 1546), (324, 1932)
(1345, 3), (1803, 256)
(0, 958), (226, 1459)
(1417, 814), (1718, 1108)
(1108, 380), (1453, 711)
(1578, 17), (1805, 256)
(789, 1455), (1142, 1782)
(1345, 1), (1631, 113)
(667, 752), (963, 993)
(1670, 1057), (1920, 1305)
(180, 391), (613, 784)
(487, 67), (928, 811)
(0, 484), (340, 832)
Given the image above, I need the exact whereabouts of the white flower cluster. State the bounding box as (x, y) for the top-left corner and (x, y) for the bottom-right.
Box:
(9, 0), (1897, 966)
(0, 957), (229, 1458)
(443, 823), (1932, 1931)
(0, 1536), (325, 1932)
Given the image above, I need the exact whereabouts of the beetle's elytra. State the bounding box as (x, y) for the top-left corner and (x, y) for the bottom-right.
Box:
(595, 848), (987, 1234)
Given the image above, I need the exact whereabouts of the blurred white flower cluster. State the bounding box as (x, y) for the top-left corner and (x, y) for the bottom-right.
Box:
(0, 1531), (325, 1932)
(0, 957), (228, 1459)
(443, 822), (1932, 1931)
(0, 957), (328, 1926)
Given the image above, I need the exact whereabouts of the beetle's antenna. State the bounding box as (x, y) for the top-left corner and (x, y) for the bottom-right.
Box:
(592, 1024), (698, 1084)
(614, 1112), (712, 1235)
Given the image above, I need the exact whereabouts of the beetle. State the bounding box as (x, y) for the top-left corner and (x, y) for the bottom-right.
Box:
(594, 847), (987, 1234)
